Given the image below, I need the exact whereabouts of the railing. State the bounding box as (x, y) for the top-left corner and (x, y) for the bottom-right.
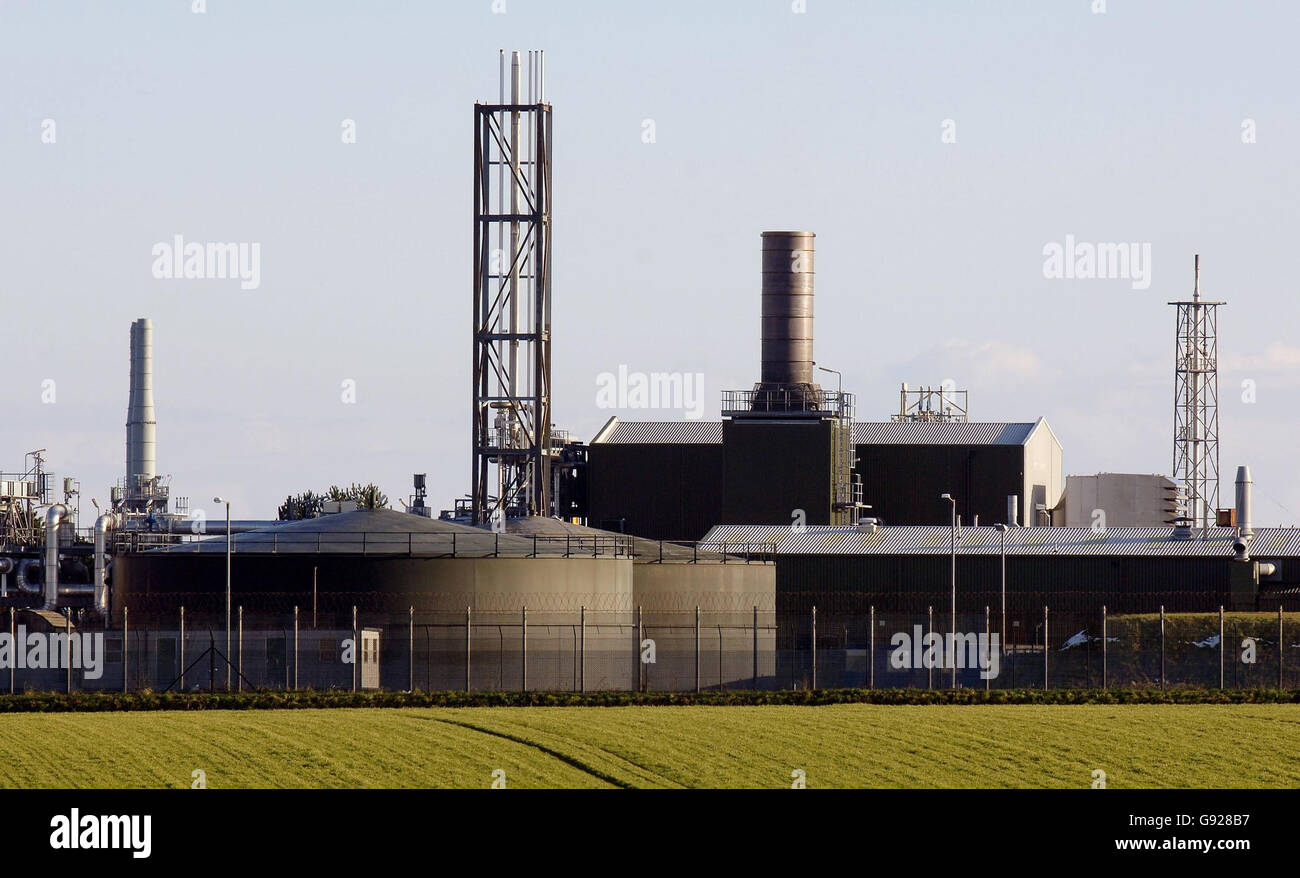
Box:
(636, 541), (777, 564)
(721, 388), (854, 419)
(116, 530), (638, 559)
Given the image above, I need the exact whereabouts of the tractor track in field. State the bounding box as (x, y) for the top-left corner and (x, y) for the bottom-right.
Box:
(426, 716), (636, 789)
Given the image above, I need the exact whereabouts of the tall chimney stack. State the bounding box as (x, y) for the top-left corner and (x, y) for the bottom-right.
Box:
(126, 318), (156, 507)
(760, 231), (815, 387)
(755, 231), (819, 411)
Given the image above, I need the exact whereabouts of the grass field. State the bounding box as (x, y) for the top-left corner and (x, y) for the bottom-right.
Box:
(1, 704), (1297, 788)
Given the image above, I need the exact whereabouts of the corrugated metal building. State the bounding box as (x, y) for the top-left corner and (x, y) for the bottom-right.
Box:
(586, 416), (1064, 539)
(1055, 472), (1180, 527)
(703, 523), (1300, 615)
(587, 419), (723, 539)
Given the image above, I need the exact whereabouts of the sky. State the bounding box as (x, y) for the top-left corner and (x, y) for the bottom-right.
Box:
(2, 0), (1297, 526)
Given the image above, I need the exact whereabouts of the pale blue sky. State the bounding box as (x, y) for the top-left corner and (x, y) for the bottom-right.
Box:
(2, 1), (1297, 523)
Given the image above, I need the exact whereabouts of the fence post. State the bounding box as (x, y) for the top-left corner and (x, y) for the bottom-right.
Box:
(579, 605), (586, 693)
(65, 608), (72, 697)
(293, 606), (299, 691)
(1159, 605), (1166, 692)
(811, 605), (817, 692)
(1042, 606), (1048, 690)
(717, 623), (723, 692)
(694, 606), (701, 693)
(752, 606), (758, 690)
(1101, 604), (1107, 690)
(410, 606), (416, 693)
(869, 605), (875, 690)
(238, 606), (243, 693)
(9, 607), (14, 694)
(1219, 605), (1224, 690)
(637, 605), (644, 693)
(180, 606), (186, 692)
(465, 606), (471, 693)
(928, 606), (933, 690)
(1279, 605), (1284, 690)
(123, 606), (129, 693)
(352, 605), (358, 693)
(984, 605), (990, 693)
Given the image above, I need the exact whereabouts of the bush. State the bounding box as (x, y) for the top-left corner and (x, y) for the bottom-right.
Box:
(0, 687), (1297, 712)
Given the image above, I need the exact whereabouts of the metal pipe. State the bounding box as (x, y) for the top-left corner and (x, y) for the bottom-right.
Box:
(126, 318), (157, 508)
(1235, 466), (1254, 542)
(44, 503), (70, 609)
(93, 512), (121, 614)
(507, 51), (522, 414)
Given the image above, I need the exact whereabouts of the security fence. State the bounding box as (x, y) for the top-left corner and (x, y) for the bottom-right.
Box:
(3, 603), (1297, 694)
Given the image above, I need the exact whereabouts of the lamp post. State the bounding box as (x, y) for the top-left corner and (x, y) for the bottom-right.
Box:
(213, 496), (231, 690)
(816, 365), (843, 414)
(995, 524), (1008, 655)
(940, 493), (957, 688)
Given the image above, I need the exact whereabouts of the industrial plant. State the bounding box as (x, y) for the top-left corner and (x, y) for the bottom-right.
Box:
(2, 50), (1294, 694)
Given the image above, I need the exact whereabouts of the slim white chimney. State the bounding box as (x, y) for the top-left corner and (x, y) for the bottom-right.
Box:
(126, 318), (156, 505)
(1235, 466), (1254, 542)
(1006, 495), (1019, 528)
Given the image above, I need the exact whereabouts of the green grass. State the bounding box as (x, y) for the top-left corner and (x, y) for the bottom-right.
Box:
(2, 703), (1298, 788)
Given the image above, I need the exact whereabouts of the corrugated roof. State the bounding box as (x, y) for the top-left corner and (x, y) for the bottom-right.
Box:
(851, 422), (1037, 445)
(591, 418), (1039, 446)
(702, 524), (1300, 558)
(593, 419), (724, 444)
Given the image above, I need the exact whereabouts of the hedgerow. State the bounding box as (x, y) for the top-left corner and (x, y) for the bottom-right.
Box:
(0, 687), (1296, 712)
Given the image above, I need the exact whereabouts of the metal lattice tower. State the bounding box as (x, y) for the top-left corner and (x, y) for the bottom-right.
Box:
(1170, 255), (1224, 530)
(472, 50), (552, 525)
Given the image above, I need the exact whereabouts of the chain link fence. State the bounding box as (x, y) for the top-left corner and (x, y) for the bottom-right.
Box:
(3, 603), (1296, 694)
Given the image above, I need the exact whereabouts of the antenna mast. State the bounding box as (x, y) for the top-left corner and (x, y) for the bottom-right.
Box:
(471, 51), (552, 525)
(1170, 255), (1224, 529)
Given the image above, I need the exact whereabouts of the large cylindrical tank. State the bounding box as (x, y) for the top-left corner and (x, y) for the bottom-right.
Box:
(760, 231), (815, 388)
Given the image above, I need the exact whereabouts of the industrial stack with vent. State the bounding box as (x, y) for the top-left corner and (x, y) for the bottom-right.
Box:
(720, 231), (859, 526)
(123, 318), (167, 516)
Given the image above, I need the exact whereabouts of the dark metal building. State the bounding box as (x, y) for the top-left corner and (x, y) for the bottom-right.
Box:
(586, 417), (1064, 540)
(704, 523), (1300, 616)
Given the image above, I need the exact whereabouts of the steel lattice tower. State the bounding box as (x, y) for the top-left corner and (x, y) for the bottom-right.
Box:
(472, 51), (552, 525)
(1170, 255), (1224, 530)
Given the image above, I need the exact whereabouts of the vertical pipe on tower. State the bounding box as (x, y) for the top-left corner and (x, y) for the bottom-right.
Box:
(126, 318), (156, 509)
